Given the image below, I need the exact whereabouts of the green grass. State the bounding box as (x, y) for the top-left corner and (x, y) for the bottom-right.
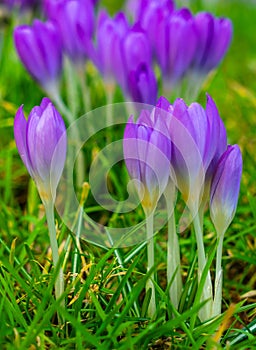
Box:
(1, 0), (256, 349)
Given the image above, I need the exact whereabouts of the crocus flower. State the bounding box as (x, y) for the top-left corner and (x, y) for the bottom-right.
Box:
(155, 8), (197, 92)
(192, 12), (232, 75)
(123, 109), (171, 214)
(95, 10), (129, 88)
(127, 63), (157, 105)
(126, 0), (174, 23)
(3, 0), (37, 11)
(14, 98), (67, 204)
(47, 0), (95, 65)
(95, 12), (157, 104)
(136, 0), (175, 60)
(210, 145), (242, 235)
(120, 26), (157, 104)
(160, 94), (227, 213)
(14, 20), (62, 95)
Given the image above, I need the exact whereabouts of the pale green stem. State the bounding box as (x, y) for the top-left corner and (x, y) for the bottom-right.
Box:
(105, 81), (115, 127)
(65, 59), (80, 117)
(167, 207), (182, 310)
(72, 206), (83, 282)
(193, 213), (213, 321)
(145, 211), (156, 318)
(51, 93), (74, 125)
(44, 201), (65, 315)
(212, 233), (225, 318)
(76, 65), (91, 113)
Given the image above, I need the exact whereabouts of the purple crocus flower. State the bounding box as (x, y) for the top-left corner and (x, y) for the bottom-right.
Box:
(95, 13), (157, 104)
(14, 98), (67, 203)
(14, 20), (62, 94)
(126, 0), (174, 22)
(120, 26), (157, 104)
(158, 94), (227, 213)
(127, 63), (157, 105)
(95, 10), (129, 88)
(192, 12), (233, 74)
(210, 145), (242, 234)
(3, 0), (37, 11)
(123, 109), (171, 214)
(47, 0), (95, 65)
(155, 8), (197, 92)
(136, 0), (175, 60)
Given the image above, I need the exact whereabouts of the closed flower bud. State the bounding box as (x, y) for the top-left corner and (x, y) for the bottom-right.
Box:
(210, 145), (242, 235)
(123, 109), (171, 214)
(14, 98), (67, 203)
(14, 20), (63, 94)
(192, 12), (232, 75)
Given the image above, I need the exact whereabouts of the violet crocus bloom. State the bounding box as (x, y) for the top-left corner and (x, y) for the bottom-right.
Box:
(210, 145), (242, 235)
(127, 63), (157, 105)
(95, 10), (129, 88)
(120, 26), (157, 104)
(136, 0), (175, 59)
(192, 12), (233, 74)
(95, 13), (157, 104)
(14, 20), (62, 95)
(44, 0), (97, 15)
(48, 0), (95, 65)
(3, 0), (37, 11)
(14, 98), (67, 203)
(156, 8), (197, 91)
(123, 109), (171, 214)
(160, 94), (227, 213)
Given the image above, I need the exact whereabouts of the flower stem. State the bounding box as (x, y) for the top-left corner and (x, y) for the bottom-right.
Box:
(44, 201), (65, 312)
(77, 65), (91, 114)
(167, 208), (182, 310)
(47, 84), (74, 125)
(105, 81), (115, 127)
(146, 212), (156, 318)
(193, 213), (213, 321)
(212, 233), (224, 317)
(65, 59), (80, 117)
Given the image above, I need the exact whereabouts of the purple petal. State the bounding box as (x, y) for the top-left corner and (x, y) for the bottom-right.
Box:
(210, 145), (242, 233)
(14, 106), (32, 175)
(127, 63), (157, 104)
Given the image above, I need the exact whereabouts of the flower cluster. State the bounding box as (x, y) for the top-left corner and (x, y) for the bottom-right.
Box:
(11, 0), (242, 324)
(123, 94), (242, 319)
(135, 1), (232, 100)
(13, 0), (232, 105)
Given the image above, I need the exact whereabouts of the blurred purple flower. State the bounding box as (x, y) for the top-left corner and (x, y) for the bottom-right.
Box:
(156, 8), (197, 91)
(14, 19), (63, 94)
(210, 145), (242, 234)
(95, 10), (129, 87)
(136, 0), (175, 60)
(126, 0), (174, 23)
(192, 12), (233, 74)
(120, 26), (157, 104)
(127, 63), (157, 105)
(46, 0), (95, 65)
(14, 98), (67, 203)
(95, 12), (157, 104)
(3, 0), (37, 11)
(123, 108), (171, 213)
